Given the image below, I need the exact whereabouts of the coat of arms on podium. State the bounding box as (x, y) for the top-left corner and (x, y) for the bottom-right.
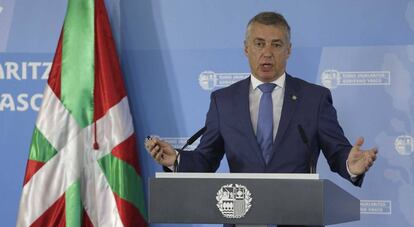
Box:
(216, 184), (252, 218)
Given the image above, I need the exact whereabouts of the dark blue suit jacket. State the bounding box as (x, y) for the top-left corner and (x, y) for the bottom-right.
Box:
(179, 74), (361, 186)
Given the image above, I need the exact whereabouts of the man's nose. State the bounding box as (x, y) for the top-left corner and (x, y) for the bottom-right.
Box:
(262, 45), (274, 58)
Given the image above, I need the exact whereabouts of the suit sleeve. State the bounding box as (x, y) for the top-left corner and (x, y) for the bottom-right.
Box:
(317, 88), (363, 186)
(178, 92), (225, 172)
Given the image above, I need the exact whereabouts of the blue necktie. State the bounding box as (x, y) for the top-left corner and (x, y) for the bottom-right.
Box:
(257, 83), (276, 164)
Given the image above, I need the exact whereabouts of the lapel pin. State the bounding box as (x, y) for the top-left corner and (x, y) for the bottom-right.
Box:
(291, 95), (297, 101)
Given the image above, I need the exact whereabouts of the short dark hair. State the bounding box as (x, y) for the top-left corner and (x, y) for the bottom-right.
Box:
(246, 12), (291, 41)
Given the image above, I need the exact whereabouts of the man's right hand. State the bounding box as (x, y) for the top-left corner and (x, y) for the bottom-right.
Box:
(145, 137), (177, 167)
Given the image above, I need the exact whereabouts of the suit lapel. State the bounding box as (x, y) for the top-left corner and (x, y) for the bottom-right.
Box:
(234, 77), (267, 166)
(272, 74), (301, 157)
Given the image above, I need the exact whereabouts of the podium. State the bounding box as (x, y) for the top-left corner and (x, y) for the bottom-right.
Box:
(149, 173), (360, 226)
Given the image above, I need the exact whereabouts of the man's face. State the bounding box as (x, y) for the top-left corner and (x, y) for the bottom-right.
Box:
(244, 23), (291, 82)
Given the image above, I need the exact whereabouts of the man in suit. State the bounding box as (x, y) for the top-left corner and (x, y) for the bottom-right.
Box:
(145, 11), (377, 226)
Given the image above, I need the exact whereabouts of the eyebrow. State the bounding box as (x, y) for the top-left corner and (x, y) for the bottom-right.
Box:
(253, 38), (284, 43)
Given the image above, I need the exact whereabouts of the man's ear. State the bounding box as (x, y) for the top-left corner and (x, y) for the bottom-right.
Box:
(244, 40), (248, 56)
(286, 42), (292, 57)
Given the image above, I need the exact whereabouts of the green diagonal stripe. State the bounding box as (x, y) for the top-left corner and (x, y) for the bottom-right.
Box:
(66, 181), (82, 227)
(98, 154), (148, 220)
(29, 127), (57, 162)
(61, 0), (95, 128)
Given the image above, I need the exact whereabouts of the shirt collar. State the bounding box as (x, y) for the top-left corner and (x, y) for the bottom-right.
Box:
(250, 72), (286, 90)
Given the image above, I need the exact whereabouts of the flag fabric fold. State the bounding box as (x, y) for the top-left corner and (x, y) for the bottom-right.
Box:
(17, 0), (147, 226)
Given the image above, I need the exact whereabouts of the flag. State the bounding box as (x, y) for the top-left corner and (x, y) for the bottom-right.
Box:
(17, 0), (147, 226)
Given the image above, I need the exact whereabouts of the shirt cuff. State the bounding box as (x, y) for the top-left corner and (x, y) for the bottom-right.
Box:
(346, 160), (359, 181)
(167, 150), (180, 171)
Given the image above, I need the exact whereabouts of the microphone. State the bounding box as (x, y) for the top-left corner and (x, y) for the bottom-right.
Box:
(180, 126), (207, 151)
(173, 126), (207, 172)
(297, 124), (316, 174)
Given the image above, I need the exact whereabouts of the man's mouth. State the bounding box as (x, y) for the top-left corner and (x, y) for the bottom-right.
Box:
(260, 63), (273, 72)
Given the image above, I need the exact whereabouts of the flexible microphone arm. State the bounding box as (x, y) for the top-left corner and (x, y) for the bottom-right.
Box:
(297, 124), (316, 174)
(181, 126), (207, 151)
(173, 126), (207, 172)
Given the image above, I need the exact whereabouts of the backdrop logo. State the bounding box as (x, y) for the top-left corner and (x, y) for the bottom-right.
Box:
(394, 135), (414, 156)
(0, 93), (43, 112)
(0, 6), (3, 14)
(0, 61), (51, 80)
(199, 71), (249, 91)
(360, 200), (392, 215)
(0, 54), (53, 112)
(321, 70), (391, 89)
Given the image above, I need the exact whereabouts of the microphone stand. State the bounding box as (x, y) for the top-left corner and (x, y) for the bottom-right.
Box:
(297, 125), (316, 174)
(173, 126), (207, 172)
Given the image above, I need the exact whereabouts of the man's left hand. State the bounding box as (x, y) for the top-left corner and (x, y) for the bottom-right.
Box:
(347, 137), (378, 176)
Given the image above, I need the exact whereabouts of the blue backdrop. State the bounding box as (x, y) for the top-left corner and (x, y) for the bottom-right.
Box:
(1, 0), (414, 226)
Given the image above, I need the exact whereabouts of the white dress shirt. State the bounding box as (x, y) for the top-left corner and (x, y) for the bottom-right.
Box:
(249, 73), (285, 140)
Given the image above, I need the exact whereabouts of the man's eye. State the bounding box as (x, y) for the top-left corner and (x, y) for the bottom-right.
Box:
(254, 41), (265, 48)
(272, 43), (282, 48)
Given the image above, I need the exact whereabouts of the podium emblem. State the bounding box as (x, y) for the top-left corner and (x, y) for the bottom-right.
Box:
(216, 184), (252, 218)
